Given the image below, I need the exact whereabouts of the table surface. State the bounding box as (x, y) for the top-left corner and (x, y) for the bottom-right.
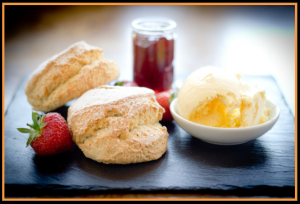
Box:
(4, 3), (296, 200)
(4, 74), (296, 200)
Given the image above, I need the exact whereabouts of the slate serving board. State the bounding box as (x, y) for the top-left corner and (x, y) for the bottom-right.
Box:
(4, 75), (295, 198)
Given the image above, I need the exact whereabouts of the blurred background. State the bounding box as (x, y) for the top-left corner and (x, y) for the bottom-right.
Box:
(4, 4), (296, 116)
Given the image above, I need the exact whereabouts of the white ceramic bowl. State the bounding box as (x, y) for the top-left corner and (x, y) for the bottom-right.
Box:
(170, 98), (280, 145)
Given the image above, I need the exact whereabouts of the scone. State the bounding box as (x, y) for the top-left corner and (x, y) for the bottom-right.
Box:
(67, 85), (169, 164)
(25, 41), (120, 112)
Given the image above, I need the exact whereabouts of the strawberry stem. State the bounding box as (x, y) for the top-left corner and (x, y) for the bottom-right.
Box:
(114, 81), (124, 86)
(18, 112), (47, 147)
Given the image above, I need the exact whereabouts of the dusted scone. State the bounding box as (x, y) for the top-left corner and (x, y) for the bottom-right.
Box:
(67, 85), (169, 164)
(25, 41), (120, 112)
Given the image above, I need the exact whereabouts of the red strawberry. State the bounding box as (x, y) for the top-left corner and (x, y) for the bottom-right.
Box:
(114, 80), (139, 87)
(17, 112), (73, 156)
(156, 91), (175, 122)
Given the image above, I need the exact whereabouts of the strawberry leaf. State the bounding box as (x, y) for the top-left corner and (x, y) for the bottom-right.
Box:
(18, 111), (47, 147)
(37, 114), (46, 127)
(17, 128), (32, 133)
(115, 81), (124, 86)
(26, 132), (40, 147)
(169, 92), (175, 104)
(32, 112), (40, 130)
(32, 112), (39, 120)
(26, 123), (35, 129)
(39, 122), (47, 129)
(26, 134), (34, 147)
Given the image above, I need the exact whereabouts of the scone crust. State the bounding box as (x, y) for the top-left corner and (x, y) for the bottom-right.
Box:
(25, 41), (120, 112)
(67, 86), (169, 164)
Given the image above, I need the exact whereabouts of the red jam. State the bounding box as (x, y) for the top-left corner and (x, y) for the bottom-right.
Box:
(132, 18), (176, 94)
(133, 34), (174, 93)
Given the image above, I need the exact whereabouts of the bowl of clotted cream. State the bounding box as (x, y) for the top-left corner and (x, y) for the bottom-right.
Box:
(170, 66), (280, 145)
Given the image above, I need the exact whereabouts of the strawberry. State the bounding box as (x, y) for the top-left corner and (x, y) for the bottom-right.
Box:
(114, 80), (139, 87)
(17, 112), (73, 156)
(156, 91), (175, 122)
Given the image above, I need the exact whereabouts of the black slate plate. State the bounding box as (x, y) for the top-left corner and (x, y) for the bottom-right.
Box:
(4, 75), (295, 198)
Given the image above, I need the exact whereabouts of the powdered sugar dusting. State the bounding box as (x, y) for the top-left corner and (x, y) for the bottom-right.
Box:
(67, 85), (168, 164)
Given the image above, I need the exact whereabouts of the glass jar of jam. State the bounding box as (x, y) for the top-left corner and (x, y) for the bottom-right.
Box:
(132, 17), (176, 93)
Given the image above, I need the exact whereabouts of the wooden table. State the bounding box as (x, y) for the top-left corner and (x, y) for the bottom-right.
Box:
(4, 4), (296, 200)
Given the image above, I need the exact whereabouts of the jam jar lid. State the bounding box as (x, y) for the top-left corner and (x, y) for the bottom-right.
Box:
(132, 17), (177, 33)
